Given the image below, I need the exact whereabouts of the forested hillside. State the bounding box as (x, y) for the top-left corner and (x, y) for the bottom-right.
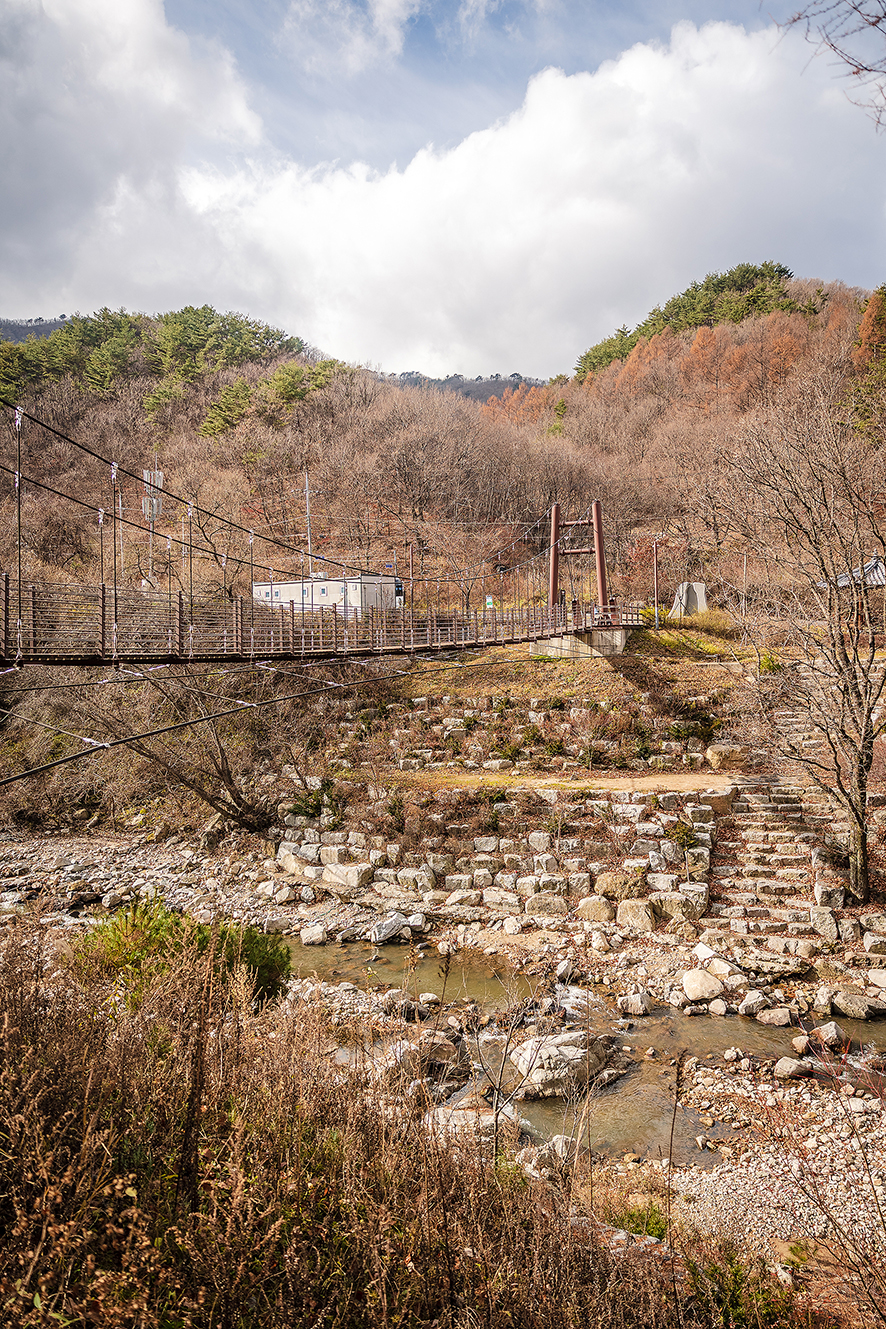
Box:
(0, 276), (876, 611)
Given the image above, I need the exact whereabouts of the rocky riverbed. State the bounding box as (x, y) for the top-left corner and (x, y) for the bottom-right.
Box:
(3, 759), (886, 1262)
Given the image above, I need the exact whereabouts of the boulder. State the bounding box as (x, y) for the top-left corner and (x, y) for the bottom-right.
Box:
(814, 877), (845, 910)
(650, 890), (703, 921)
(526, 892), (569, 916)
(369, 912), (413, 944)
(738, 990), (768, 1017)
(528, 831), (552, 852)
(774, 1057), (813, 1080)
(617, 988), (654, 1016)
(509, 1031), (611, 1098)
(756, 1007), (792, 1026)
(705, 744), (747, 771)
(685, 846), (711, 879)
(322, 862), (374, 894)
(575, 895), (615, 923)
(863, 933), (886, 955)
(682, 969), (724, 1002)
(832, 990), (875, 1020)
(595, 871), (646, 902)
(809, 907), (839, 943)
(811, 1020), (850, 1050)
(616, 899), (657, 932)
(482, 888), (520, 909)
(861, 913), (886, 934)
(300, 923), (327, 946)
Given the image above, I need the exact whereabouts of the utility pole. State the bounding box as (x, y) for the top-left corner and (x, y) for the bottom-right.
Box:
(653, 539), (660, 629)
(304, 470), (314, 575)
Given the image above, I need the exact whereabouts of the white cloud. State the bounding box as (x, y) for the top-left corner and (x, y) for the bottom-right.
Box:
(280, 0), (424, 75)
(2, 9), (884, 374)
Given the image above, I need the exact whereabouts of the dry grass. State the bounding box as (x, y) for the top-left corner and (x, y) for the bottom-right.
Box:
(0, 912), (823, 1329)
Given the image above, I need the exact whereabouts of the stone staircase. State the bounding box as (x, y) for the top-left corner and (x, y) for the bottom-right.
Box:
(700, 782), (843, 954)
(770, 704), (828, 766)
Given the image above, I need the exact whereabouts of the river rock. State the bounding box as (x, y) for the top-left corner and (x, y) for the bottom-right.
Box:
(811, 1020), (850, 1049)
(616, 899), (656, 932)
(417, 1030), (461, 1065)
(369, 912), (412, 944)
(617, 988), (654, 1016)
(863, 933), (886, 955)
(738, 990), (767, 1017)
(832, 990), (875, 1020)
(861, 913), (886, 934)
(708, 999), (728, 1016)
(509, 1031), (611, 1098)
(590, 930), (610, 952)
(756, 1007), (792, 1026)
(774, 1057), (813, 1079)
(426, 1093), (531, 1144)
(595, 871), (646, 902)
(575, 895), (616, 922)
(300, 923), (327, 946)
(682, 969), (724, 1002)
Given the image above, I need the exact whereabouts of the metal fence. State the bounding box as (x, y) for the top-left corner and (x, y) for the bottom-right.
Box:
(0, 575), (646, 666)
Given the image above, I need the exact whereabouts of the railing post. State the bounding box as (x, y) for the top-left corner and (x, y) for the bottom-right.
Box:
(333, 604), (338, 653)
(100, 584), (107, 657)
(2, 572), (8, 660)
(29, 585), (36, 656)
(177, 591), (185, 656)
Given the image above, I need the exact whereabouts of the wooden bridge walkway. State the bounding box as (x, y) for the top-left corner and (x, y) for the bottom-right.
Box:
(0, 574), (644, 667)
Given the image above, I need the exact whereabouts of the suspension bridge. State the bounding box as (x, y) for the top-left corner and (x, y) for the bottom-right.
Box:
(0, 574), (642, 667)
(1, 404), (647, 669)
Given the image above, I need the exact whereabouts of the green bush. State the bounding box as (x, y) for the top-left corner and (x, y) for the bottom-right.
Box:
(686, 1243), (795, 1329)
(759, 651), (782, 674)
(611, 1201), (668, 1239)
(72, 899), (290, 1004)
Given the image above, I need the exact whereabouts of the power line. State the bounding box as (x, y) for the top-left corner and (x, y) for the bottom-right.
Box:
(1, 401), (582, 587)
(0, 649), (532, 789)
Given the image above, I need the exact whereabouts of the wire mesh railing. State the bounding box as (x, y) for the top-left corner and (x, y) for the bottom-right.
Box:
(0, 575), (640, 665)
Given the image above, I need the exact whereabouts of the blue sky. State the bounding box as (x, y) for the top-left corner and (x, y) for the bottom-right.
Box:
(163, 1), (773, 167)
(1, 1), (883, 376)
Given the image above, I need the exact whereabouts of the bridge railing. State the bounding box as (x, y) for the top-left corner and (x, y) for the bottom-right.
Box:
(0, 576), (647, 665)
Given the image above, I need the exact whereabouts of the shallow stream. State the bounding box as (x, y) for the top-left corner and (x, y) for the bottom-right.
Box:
(287, 938), (886, 1164)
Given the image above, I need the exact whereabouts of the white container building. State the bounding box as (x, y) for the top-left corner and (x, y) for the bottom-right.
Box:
(252, 573), (403, 617)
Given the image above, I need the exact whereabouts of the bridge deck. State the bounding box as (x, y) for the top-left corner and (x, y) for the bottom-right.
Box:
(0, 575), (644, 667)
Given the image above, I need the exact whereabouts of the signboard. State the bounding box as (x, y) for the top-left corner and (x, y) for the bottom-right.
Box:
(485, 596), (494, 609)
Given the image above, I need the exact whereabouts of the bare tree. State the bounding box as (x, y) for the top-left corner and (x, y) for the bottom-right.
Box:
(786, 1), (886, 124)
(722, 368), (886, 901)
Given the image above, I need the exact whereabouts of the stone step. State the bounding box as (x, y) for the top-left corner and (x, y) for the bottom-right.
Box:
(755, 880), (806, 897)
